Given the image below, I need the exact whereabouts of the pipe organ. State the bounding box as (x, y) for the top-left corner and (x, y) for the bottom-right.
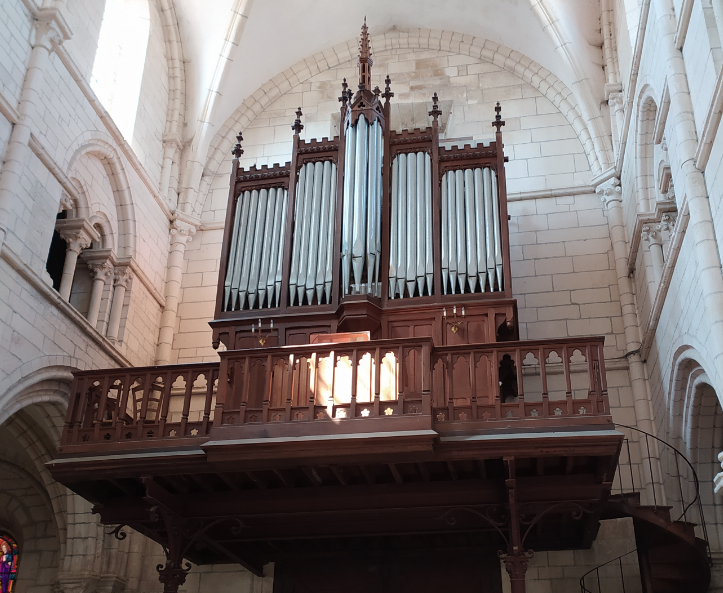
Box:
(289, 161), (337, 306)
(342, 114), (383, 298)
(389, 151), (433, 299)
(224, 187), (288, 311)
(213, 20), (515, 349)
(441, 167), (503, 295)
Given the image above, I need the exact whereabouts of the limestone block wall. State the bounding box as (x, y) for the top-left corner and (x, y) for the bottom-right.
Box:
(501, 518), (641, 593)
(682, 0), (721, 139)
(0, 0), (32, 107)
(0, 0), (175, 382)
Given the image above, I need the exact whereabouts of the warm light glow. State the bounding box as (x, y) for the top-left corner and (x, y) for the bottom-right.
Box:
(91, 0), (150, 143)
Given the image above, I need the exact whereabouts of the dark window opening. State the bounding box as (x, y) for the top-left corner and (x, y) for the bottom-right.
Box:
(46, 211), (68, 291)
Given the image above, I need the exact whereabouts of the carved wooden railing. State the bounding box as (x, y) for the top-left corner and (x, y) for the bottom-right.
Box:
(61, 362), (220, 446)
(60, 337), (609, 449)
(431, 338), (609, 427)
(215, 338), (433, 425)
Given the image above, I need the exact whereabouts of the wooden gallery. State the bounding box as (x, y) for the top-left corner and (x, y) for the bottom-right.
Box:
(46, 22), (709, 593)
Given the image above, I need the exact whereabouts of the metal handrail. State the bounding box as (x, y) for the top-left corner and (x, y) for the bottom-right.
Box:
(579, 549), (637, 593)
(614, 423), (711, 562)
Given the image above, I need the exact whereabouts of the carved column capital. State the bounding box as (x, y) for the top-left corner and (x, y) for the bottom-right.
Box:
(88, 260), (114, 280)
(30, 7), (71, 51)
(607, 92), (624, 111)
(113, 267), (134, 288)
(58, 192), (74, 213)
(56, 218), (99, 254)
(170, 219), (197, 246)
(642, 224), (663, 246)
(659, 213), (676, 233)
(596, 177), (622, 207)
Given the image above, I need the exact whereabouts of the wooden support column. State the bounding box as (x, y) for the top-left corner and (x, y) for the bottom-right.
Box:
(502, 457), (531, 593)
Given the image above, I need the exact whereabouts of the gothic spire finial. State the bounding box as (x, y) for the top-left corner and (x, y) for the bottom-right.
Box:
(358, 17), (373, 90)
(429, 92), (442, 121)
(292, 108), (304, 135)
(339, 78), (349, 106)
(382, 74), (394, 103)
(232, 131), (244, 159)
(492, 102), (505, 133)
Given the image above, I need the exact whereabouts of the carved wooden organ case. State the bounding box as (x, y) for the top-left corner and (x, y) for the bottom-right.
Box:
(212, 22), (516, 350)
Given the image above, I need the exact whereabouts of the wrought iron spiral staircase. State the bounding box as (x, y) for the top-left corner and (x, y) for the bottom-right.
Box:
(580, 425), (712, 593)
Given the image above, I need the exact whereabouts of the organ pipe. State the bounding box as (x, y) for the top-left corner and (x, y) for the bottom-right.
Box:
(441, 167), (504, 294)
(289, 160), (338, 306)
(341, 114), (383, 296)
(389, 151), (434, 298)
(223, 187), (289, 311)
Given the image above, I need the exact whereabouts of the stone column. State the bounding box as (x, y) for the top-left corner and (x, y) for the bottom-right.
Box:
(55, 219), (99, 301)
(597, 179), (655, 434)
(159, 133), (181, 205)
(57, 236), (88, 300)
(642, 224), (664, 285)
(155, 219), (196, 364)
(107, 268), (133, 341)
(0, 9), (69, 250)
(86, 261), (114, 329)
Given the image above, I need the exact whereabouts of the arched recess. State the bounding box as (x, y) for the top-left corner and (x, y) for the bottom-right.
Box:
(91, 0), (151, 142)
(65, 140), (137, 259)
(0, 460), (61, 591)
(667, 346), (723, 551)
(194, 29), (602, 216)
(0, 368), (162, 584)
(635, 86), (658, 213)
(88, 211), (116, 251)
(157, 0), (187, 141)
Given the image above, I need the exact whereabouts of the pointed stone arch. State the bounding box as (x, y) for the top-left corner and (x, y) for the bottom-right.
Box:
(195, 28), (602, 216)
(635, 84), (659, 213)
(65, 139), (137, 258)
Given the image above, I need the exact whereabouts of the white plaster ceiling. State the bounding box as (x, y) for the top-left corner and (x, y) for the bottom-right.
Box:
(172, 0), (604, 158)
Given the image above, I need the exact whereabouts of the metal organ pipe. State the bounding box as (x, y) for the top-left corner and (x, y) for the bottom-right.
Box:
(440, 166), (504, 293)
(491, 171), (503, 288)
(289, 161), (338, 306)
(406, 151), (417, 298)
(388, 157), (399, 298)
(341, 123), (356, 295)
(389, 151), (434, 298)
(352, 115), (369, 292)
(396, 153), (407, 299)
(223, 187), (289, 311)
(447, 172), (458, 294)
(341, 115), (383, 296)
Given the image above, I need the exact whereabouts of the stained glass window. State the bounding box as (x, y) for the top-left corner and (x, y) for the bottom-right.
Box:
(0, 533), (18, 593)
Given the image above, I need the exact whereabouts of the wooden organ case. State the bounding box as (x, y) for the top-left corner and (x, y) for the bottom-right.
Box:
(211, 23), (517, 352)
